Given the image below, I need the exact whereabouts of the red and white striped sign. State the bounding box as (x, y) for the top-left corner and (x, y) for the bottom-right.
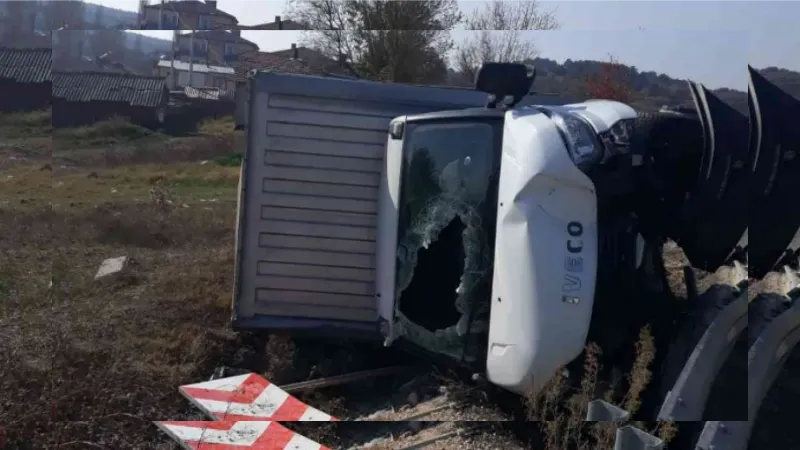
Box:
(179, 373), (338, 422)
(156, 373), (337, 450)
(156, 420), (332, 450)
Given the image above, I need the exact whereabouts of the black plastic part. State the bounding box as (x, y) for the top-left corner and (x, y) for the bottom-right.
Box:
(474, 62), (535, 109)
(389, 120), (405, 140)
(630, 112), (703, 244)
(675, 81), (750, 271)
(748, 65), (800, 278)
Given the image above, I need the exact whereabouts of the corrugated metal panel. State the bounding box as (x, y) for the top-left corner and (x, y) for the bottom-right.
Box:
(184, 86), (234, 101)
(235, 51), (351, 81)
(242, 90), (400, 324)
(52, 71), (167, 107)
(156, 59), (235, 74)
(0, 47), (52, 83)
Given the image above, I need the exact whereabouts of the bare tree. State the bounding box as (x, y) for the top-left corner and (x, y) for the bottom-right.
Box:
(45, 0), (85, 30)
(284, 0), (461, 84)
(455, 0), (559, 83)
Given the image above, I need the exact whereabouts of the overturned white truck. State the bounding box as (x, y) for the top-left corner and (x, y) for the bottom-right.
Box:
(231, 63), (755, 397)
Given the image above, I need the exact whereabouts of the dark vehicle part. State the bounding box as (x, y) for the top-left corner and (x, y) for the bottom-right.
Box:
(748, 66), (800, 278)
(672, 82), (749, 271)
(475, 62), (536, 109)
(628, 112), (703, 244)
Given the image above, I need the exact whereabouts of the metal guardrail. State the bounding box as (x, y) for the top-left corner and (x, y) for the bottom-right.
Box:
(694, 295), (800, 450)
(657, 290), (747, 420)
(586, 400), (664, 450)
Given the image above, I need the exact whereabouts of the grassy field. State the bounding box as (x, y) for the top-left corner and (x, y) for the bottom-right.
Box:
(0, 111), (772, 449)
(0, 113), (255, 448)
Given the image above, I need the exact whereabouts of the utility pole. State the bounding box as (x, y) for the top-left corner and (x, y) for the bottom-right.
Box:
(137, 0), (147, 29)
(158, 0), (163, 29)
(188, 30), (194, 87)
(170, 28), (177, 89)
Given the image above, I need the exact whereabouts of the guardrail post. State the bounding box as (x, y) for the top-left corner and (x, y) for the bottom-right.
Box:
(614, 425), (665, 450)
(585, 399), (630, 421)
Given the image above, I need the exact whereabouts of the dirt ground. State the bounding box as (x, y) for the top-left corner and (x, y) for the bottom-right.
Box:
(1, 112), (793, 450)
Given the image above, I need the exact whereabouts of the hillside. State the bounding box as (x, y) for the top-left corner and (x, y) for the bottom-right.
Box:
(535, 58), (800, 112)
(450, 57), (800, 113)
(759, 66), (800, 97)
(82, 2), (138, 28)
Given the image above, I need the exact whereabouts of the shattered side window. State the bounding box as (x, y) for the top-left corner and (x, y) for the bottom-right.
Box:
(393, 121), (499, 363)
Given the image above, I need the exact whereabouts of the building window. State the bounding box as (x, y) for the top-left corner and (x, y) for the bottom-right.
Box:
(224, 43), (236, 56)
(190, 38), (208, 56)
(198, 16), (213, 30)
(161, 11), (178, 28)
(214, 77), (226, 89)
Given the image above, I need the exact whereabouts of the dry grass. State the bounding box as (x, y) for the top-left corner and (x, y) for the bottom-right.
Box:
(197, 116), (236, 137)
(0, 112), (242, 169)
(0, 155), (254, 448)
(0, 154), (409, 448)
(523, 326), (676, 450)
(53, 117), (167, 150)
(0, 108), (52, 141)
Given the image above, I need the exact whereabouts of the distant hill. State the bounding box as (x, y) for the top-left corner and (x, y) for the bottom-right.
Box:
(81, 3), (172, 54)
(82, 2), (138, 28)
(449, 57), (800, 114)
(535, 58), (800, 112)
(759, 66), (800, 98)
(525, 57), (752, 113)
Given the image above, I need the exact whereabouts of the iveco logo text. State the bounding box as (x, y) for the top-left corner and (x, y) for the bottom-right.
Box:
(562, 221), (583, 304)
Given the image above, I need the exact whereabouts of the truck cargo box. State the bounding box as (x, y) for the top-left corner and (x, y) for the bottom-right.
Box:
(232, 70), (564, 337)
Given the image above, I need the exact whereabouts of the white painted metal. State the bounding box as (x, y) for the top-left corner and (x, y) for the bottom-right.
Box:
(486, 106), (599, 394)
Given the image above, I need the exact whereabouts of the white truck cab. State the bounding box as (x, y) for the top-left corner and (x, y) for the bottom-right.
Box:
(375, 91), (640, 393)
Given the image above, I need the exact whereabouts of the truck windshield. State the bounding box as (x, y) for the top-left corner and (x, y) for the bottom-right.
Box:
(394, 120), (500, 363)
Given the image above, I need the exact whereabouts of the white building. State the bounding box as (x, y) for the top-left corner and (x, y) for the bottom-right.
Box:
(154, 58), (235, 90)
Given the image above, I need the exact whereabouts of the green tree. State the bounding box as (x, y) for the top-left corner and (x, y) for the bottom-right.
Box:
(285, 0), (461, 84)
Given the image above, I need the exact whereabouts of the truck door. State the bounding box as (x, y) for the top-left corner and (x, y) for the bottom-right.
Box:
(377, 111), (504, 365)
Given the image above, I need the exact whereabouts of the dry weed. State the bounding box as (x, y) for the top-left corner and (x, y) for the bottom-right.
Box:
(622, 325), (655, 416)
(521, 324), (669, 450)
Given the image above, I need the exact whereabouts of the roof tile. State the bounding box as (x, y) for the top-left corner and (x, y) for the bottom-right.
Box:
(0, 47), (52, 83)
(144, 0), (237, 21)
(235, 51), (352, 81)
(52, 71), (168, 107)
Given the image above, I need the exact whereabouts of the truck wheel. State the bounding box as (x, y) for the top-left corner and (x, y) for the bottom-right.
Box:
(654, 265), (746, 417)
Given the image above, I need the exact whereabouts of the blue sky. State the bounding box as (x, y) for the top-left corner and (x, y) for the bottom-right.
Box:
(100, 0), (799, 90)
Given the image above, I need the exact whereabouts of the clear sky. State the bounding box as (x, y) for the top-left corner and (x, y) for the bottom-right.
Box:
(94, 0), (798, 90)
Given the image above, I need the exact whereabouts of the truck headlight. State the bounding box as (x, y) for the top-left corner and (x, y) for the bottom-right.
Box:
(549, 111), (603, 170)
(606, 119), (635, 148)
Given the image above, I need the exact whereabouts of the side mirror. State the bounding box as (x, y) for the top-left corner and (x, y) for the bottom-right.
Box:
(475, 62), (535, 108)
